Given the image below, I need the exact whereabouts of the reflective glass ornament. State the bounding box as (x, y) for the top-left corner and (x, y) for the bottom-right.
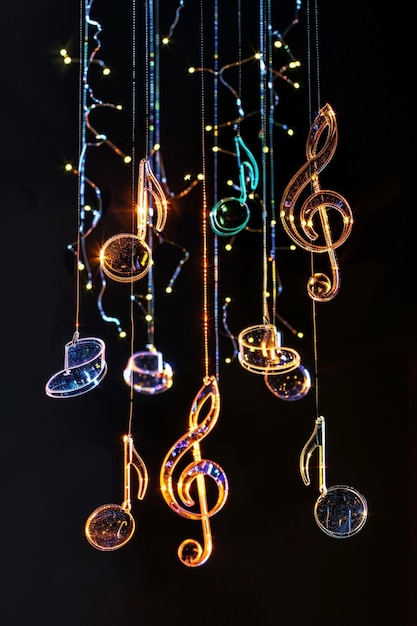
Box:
(314, 485), (368, 538)
(45, 334), (107, 398)
(265, 363), (311, 401)
(238, 324), (300, 374)
(85, 504), (135, 551)
(123, 349), (173, 394)
(100, 233), (151, 283)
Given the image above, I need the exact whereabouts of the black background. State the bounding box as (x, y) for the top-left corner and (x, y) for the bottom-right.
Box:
(1, 1), (412, 625)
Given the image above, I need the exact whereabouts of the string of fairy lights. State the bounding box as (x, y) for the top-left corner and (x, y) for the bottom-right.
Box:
(45, 0), (368, 565)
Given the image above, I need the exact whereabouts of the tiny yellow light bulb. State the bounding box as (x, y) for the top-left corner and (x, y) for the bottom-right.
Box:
(65, 163), (73, 172)
(162, 36), (169, 45)
(166, 286), (173, 294)
(225, 243), (233, 252)
(145, 314), (153, 322)
(102, 67), (110, 76)
(119, 330), (127, 339)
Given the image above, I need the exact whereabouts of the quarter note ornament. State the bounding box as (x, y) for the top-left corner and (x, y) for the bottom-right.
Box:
(45, 332), (107, 398)
(209, 135), (259, 237)
(300, 416), (368, 538)
(100, 157), (167, 282)
(85, 434), (148, 551)
(160, 376), (229, 567)
(280, 103), (353, 302)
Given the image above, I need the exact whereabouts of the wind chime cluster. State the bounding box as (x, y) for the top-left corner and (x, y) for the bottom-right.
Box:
(45, 0), (367, 567)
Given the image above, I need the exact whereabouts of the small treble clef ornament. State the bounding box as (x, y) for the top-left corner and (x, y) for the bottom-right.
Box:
(280, 103), (353, 301)
(160, 375), (229, 567)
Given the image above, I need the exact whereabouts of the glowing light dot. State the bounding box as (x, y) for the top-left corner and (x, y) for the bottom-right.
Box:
(86, 282), (92, 290)
(188, 67), (196, 74)
(255, 52), (262, 60)
(166, 286), (173, 294)
(274, 41), (283, 49)
(102, 67), (110, 76)
(206, 124), (213, 132)
(290, 244), (296, 251)
(212, 146), (219, 153)
(65, 163), (73, 172)
(162, 37), (169, 45)
(119, 330), (127, 338)
(59, 48), (67, 56)
(116, 105), (123, 110)
(293, 83), (300, 90)
(226, 179), (233, 187)
(145, 293), (153, 301)
(225, 243), (233, 252)
(84, 204), (92, 212)
(123, 155), (132, 164)
(225, 297), (231, 303)
(153, 143), (161, 152)
(78, 262), (85, 271)
(145, 314), (153, 322)
(265, 291), (270, 298)
(64, 56), (72, 65)
(271, 219), (276, 226)
(197, 173), (204, 181)
(263, 146), (269, 154)
(297, 332), (304, 339)
(287, 129), (294, 136)
(225, 357), (232, 364)
(184, 174), (191, 181)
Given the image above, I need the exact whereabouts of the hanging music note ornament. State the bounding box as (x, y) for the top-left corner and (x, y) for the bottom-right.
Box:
(85, 434), (148, 551)
(209, 135), (258, 236)
(100, 157), (167, 282)
(280, 103), (353, 301)
(160, 376), (229, 567)
(45, 331), (107, 398)
(123, 344), (173, 395)
(300, 416), (368, 538)
(238, 323), (300, 375)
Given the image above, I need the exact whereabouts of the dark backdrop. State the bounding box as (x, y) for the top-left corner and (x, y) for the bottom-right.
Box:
(0, 1), (412, 625)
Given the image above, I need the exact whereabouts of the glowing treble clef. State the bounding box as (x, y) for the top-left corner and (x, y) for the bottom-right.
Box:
(160, 375), (229, 567)
(209, 135), (259, 236)
(100, 157), (167, 282)
(280, 103), (353, 301)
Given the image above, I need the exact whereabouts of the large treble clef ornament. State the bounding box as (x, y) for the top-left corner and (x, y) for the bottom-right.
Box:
(280, 103), (353, 301)
(160, 376), (229, 567)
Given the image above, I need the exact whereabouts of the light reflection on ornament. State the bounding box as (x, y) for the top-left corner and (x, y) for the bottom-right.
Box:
(123, 347), (173, 394)
(265, 362), (311, 401)
(45, 332), (107, 398)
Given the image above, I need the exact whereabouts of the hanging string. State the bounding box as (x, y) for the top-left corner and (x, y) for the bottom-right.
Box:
(128, 0), (138, 437)
(75, 0), (87, 336)
(307, 0), (321, 420)
(212, 0), (220, 380)
(199, 0), (210, 379)
(259, 0), (269, 325)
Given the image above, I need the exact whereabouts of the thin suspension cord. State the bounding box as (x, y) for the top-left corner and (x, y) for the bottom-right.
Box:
(200, 0), (209, 379)
(128, 0), (137, 436)
(259, 0), (269, 324)
(212, 0), (219, 380)
(307, 0), (321, 419)
(75, 0), (86, 335)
